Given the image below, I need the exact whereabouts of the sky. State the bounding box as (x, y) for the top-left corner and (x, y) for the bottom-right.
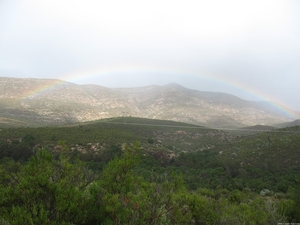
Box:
(0, 0), (300, 112)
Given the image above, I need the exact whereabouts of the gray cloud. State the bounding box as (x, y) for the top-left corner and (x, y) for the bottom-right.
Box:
(0, 0), (300, 111)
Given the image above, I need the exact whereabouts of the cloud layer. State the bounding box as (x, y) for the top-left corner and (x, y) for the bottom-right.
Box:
(1, 0), (300, 110)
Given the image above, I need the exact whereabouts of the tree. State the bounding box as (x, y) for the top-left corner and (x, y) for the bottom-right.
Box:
(87, 143), (192, 224)
(0, 147), (95, 224)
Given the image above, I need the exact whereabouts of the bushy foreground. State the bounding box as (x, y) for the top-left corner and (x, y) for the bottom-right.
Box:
(0, 144), (299, 224)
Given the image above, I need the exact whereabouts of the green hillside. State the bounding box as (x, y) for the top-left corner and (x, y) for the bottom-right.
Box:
(0, 117), (233, 155)
(1, 117), (300, 223)
(1, 117), (299, 192)
(219, 125), (300, 169)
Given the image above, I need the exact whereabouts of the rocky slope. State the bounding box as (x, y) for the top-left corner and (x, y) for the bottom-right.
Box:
(0, 77), (297, 127)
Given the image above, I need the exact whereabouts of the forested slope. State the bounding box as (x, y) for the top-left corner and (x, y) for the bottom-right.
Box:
(0, 118), (300, 223)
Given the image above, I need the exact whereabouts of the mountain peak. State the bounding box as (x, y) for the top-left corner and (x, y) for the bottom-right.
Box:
(164, 82), (185, 89)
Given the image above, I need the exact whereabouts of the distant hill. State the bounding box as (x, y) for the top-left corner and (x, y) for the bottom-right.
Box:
(0, 77), (297, 128)
(227, 124), (277, 136)
(275, 119), (300, 128)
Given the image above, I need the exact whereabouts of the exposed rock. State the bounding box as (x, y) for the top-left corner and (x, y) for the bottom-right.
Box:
(0, 77), (296, 127)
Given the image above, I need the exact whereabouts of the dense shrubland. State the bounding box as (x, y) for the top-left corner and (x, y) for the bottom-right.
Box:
(1, 143), (300, 224)
(1, 120), (300, 224)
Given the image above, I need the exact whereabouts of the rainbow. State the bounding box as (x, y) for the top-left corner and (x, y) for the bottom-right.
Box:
(20, 79), (70, 100)
(18, 64), (298, 119)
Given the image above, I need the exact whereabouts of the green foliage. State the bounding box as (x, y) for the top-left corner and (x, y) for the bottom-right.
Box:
(1, 121), (300, 224)
(0, 133), (35, 161)
(22, 134), (35, 147)
(1, 118), (300, 195)
(147, 138), (154, 144)
(285, 185), (300, 222)
(0, 148), (94, 224)
(88, 143), (192, 224)
(185, 193), (219, 224)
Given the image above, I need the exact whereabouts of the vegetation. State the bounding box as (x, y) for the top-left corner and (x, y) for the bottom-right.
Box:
(0, 117), (300, 224)
(1, 145), (299, 224)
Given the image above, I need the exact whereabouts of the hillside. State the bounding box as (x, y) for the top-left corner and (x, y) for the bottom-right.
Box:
(0, 117), (234, 160)
(0, 77), (297, 128)
(1, 117), (300, 194)
(276, 119), (300, 128)
(1, 116), (299, 172)
(1, 121), (300, 224)
(218, 125), (300, 169)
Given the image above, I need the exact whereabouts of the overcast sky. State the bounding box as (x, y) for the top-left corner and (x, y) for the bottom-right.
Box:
(1, 0), (300, 111)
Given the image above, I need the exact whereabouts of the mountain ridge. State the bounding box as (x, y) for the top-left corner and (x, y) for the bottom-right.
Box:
(0, 77), (298, 127)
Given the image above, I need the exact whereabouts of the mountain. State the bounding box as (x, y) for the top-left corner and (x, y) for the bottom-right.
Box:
(0, 77), (297, 127)
(275, 119), (300, 128)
